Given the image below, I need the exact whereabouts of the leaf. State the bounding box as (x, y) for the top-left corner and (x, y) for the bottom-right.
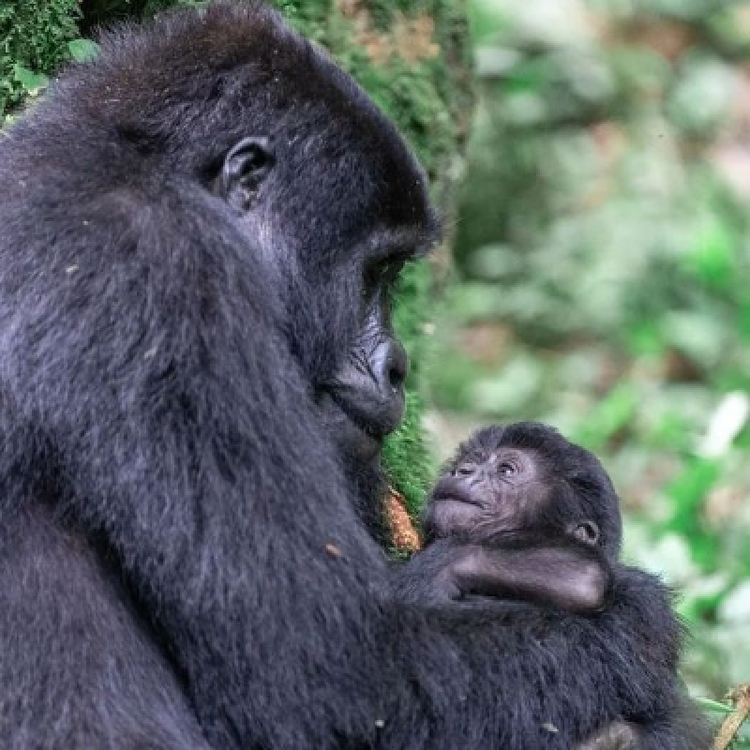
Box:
(67, 39), (100, 63)
(573, 382), (638, 450)
(684, 216), (736, 289)
(696, 697), (734, 714)
(12, 65), (48, 96)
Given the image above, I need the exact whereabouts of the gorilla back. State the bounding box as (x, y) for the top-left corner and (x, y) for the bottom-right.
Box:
(0, 4), (694, 750)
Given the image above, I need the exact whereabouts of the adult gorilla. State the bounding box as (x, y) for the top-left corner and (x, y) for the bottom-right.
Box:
(0, 3), (680, 749)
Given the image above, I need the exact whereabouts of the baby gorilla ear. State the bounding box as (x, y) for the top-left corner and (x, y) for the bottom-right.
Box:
(218, 137), (274, 211)
(571, 521), (600, 545)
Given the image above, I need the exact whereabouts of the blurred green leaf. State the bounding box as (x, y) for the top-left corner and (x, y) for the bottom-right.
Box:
(685, 218), (736, 290)
(573, 383), (638, 450)
(12, 65), (48, 96)
(696, 697), (733, 714)
(67, 39), (99, 63)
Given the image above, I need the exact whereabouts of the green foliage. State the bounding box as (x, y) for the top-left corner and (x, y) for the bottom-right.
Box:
(435, 0), (750, 700)
(11, 65), (48, 96)
(67, 39), (100, 63)
(0, 0), (80, 116)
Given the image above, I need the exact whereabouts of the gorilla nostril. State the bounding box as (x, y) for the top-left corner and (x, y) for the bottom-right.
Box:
(388, 361), (406, 391)
(388, 341), (409, 392)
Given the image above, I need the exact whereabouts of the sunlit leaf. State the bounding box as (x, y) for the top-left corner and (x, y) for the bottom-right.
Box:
(12, 64), (48, 96)
(67, 39), (99, 63)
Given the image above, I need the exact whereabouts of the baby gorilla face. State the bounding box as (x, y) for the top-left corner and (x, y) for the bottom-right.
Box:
(423, 436), (601, 546)
(425, 448), (546, 539)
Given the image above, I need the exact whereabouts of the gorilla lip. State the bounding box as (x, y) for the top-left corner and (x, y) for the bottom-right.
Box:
(326, 388), (392, 443)
(430, 482), (482, 508)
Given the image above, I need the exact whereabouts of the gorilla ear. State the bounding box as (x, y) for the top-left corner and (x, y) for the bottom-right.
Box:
(218, 137), (274, 211)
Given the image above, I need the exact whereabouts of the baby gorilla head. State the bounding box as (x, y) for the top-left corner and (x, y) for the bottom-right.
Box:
(424, 422), (622, 561)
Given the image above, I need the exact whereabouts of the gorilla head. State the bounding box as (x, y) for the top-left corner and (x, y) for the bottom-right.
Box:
(426, 422), (623, 561)
(4, 1), (438, 522)
(97, 2), (437, 434)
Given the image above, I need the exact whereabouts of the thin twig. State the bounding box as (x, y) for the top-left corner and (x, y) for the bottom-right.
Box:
(713, 684), (750, 750)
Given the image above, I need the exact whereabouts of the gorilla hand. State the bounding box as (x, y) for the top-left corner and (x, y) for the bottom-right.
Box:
(576, 721), (639, 750)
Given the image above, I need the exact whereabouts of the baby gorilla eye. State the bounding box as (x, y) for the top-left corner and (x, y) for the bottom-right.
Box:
(497, 462), (516, 477)
(571, 522), (600, 545)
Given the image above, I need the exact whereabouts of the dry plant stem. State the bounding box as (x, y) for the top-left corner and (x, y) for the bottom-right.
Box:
(713, 684), (750, 750)
(386, 487), (422, 553)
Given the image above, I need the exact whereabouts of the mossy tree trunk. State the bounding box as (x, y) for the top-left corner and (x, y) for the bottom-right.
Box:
(0, 0), (473, 526)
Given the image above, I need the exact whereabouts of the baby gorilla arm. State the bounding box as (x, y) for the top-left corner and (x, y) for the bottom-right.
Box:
(454, 538), (611, 613)
(395, 536), (612, 614)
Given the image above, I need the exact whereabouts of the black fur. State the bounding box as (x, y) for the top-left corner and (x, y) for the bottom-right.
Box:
(402, 423), (712, 749)
(0, 4), (709, 749)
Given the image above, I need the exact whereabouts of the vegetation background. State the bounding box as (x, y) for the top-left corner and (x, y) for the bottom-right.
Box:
(430, 0), (750, 739)
(3, 0), (750, 744)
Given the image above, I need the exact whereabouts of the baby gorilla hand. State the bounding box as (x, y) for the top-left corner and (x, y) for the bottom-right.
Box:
(392, 540), (467, 605)
(576, 720), (639, 749)
(394, 536), (612, 613)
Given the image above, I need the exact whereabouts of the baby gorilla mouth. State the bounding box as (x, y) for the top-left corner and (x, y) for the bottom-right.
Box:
(430, 478), (484, 508)
(423, 478), (487, 541)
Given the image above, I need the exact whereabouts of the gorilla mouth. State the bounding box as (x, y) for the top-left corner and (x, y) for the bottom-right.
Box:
(342, 405), (385, 442)
(432, 496), (482, 510)
(317, 389), (386, 464)
(430, 484), (482, 508)
(326, 388), (394, 443)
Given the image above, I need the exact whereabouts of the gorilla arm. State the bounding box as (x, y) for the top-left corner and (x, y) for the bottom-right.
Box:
(394, 536), (612, 613)
(395, 541), (689, 742)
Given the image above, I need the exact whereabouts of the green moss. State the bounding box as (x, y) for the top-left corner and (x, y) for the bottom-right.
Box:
(0, 0), (80, 116)
(382, 390), (435, 518)
(382, 262), (439, 516)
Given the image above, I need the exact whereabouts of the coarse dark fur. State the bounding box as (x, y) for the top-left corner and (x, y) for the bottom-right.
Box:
(401, 424), (713, 749)
(0, 3), (709, 749)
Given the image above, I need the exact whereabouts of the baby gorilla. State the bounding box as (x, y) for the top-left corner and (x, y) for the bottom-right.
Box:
(420, 422), (618, 613)
(396, 422), (711, 749)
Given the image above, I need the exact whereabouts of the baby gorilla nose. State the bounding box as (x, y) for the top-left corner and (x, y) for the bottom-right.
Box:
(453, 463), (478, 477)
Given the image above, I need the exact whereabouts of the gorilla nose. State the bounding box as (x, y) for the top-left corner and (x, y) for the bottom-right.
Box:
(326, 338), (409, 442)
(374, 339), (409, 394)
(453, 463), (491, 486)
(368, 339), (408, 435)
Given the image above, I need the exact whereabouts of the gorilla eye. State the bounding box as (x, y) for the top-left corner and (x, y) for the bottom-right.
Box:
(369, 259), (405, 286)
(572, 522), (600, 545)
(386, 258), (406, 280)
(498, 462), (516, 477)
(363, 259), (407, 304)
